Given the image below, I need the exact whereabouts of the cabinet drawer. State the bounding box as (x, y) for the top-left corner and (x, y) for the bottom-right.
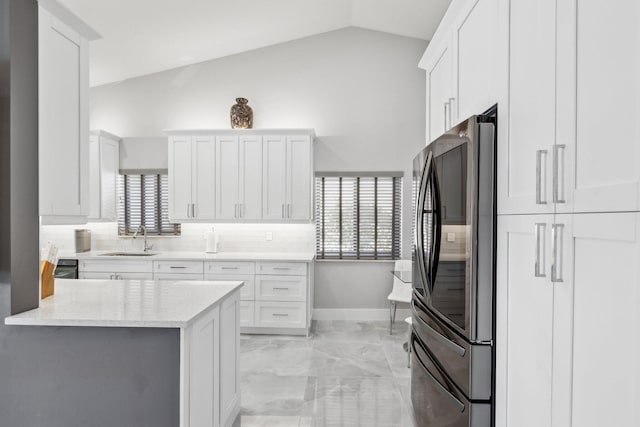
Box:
(240, 301), (255, 327)
(206, 261), (255, 275)
(79, 259), (152, 273)
(255, 301), (306, 328)
(153, 260), (203, 274)
(153, 272), (204, 281)
(256, 262), (307, 276)
(206, 274), (254, 300)
(79, 272), (151, 280)
(256, 275), (306, 302)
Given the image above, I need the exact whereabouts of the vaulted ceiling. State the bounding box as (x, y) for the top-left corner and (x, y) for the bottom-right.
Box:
(59, 0), (451, 87)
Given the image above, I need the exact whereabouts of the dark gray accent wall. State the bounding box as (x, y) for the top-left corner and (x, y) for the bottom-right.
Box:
(0, 326), (181, 427)
(8, 0), (39, 314)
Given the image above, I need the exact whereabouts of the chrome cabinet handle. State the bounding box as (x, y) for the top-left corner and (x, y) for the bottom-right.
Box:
(534, 223), (547, 277)
(221, 267), (239, 270)
(287, 204), (291, 219)
(273, 287), (290, 291)
(444, 102), (450, 131)
(170, 266), (187, 269)
(272, 313), (289, 317)
(536, 150), (548, 205)
(187, 204), (191, 218)
(234, 204), (238, 218)
(273, 267), (290, 270)
(448, 97), (455, 128)
(192, 203), (196, 218)
(553, 145), (566, 204)
(239, 203), (243, 218)
(551, 223), (564, 283)
(281, 204), (285, 219)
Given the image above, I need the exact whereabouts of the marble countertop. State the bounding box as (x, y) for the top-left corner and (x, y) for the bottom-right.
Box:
(4, 279), (243, 328)
(66, 251), (316, 262)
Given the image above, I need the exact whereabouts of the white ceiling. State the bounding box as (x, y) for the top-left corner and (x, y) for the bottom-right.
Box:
(59, 0), (452, 87)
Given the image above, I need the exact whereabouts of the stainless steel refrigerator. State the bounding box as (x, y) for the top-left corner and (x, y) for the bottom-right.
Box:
(411, 110), (496, 426)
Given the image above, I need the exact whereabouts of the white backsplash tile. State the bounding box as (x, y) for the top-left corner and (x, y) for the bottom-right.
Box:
(41, 222), (315, 254)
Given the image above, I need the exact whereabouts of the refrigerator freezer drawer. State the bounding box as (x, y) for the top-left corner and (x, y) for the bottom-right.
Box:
(411, 333), (491, 427)
(412, 297), (492, 401)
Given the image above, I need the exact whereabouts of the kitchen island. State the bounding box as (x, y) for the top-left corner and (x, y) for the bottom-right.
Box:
(4, 279), (242, 427)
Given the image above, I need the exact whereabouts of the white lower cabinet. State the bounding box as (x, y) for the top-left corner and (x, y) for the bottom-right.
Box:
(78, 259), (153, 280)
(239, 301), (255, 328)
(497, 213), (640, 427)
(255, 301), (306, 328)
(182, 291), (240, 427)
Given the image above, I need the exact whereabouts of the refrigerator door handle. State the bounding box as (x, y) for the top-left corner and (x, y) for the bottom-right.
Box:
(429, 162), (443, 289)
(415, 152), (434, 291)
(412, 338), (465, 413)
(412, 300), (466, 356)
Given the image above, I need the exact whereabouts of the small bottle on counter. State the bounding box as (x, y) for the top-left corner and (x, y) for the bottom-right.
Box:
(205, 228), (218, 253)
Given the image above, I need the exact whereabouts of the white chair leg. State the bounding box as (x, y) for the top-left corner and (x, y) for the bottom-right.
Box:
(389, 301), (396, 334)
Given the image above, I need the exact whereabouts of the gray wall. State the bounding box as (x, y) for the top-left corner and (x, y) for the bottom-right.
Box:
(90, 27), (427, 310)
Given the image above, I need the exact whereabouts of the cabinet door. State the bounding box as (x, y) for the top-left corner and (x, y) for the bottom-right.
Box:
(556, 0), (640, 213)
(452, 0), (498, 123)
(562, 213), (640, 427)
(262, 135), (287, 220)
(239, 135), (263, 220)
(497, 0), (556, 215)
(192, 136), (216, 220)
(38, 8), (89, 217)
(496, 214), (554, 427)
(215, 135), (240, 220)
(99, 138), (119, 221)
(219, 294), (240, 427)
(287, 135), (312, 220)
(88, 135), (101, 219)
(168, 136), (193, 221)
(424, 36), (454, 142)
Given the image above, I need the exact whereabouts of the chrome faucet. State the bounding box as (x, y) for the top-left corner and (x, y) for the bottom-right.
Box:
(133, 225), (153, 252)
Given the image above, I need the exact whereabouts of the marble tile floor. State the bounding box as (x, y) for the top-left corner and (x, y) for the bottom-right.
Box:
(232, 320), (416, 427)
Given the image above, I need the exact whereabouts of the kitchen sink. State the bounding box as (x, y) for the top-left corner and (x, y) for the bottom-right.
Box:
(102, 252), (158, 257)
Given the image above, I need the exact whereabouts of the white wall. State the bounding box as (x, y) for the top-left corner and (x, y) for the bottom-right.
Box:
(88, 27), (427, 311)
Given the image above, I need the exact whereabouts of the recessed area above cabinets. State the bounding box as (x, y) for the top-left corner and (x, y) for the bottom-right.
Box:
(166, 129), (314, 223)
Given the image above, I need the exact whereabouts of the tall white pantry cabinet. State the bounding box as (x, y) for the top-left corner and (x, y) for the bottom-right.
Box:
(420, 0), (640, 426)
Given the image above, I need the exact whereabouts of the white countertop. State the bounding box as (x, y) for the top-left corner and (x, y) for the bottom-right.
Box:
(67, 251), (316, 262)
(4, 279), (243, 328)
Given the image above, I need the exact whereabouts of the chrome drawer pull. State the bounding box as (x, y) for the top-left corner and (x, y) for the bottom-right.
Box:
(273, 267), (291, 270)
(534, 223), (547, 277)
(221, 267), (239, 270)
(536, 150), (548, 205)
(273, 287), (290, 290)
(272, 313), (289, 317)
(170, 266), (187, 269)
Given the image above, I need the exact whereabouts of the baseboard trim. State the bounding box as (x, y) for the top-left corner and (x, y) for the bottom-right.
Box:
(313, 308), (412, 321)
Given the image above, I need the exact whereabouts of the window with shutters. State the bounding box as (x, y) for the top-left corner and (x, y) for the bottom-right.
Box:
(315, 173), (402, 260)
(117, 174), (181, 236)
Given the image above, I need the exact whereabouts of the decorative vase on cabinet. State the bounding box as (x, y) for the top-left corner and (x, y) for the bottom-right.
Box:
(230, 98), (253, 129)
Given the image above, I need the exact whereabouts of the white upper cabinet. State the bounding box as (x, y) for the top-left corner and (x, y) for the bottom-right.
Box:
(420, 0), (498, 143)
(556, 0), (640, 214)
(263, 134), (313, 220)
(216, 135), (263, 220)
(168, 129), (314, 223)
(38, 5), (98, 221)
(88, 131), (120, 221)
(452, 0), (499, 123)
(262, 136), (288, 220)
(286, 135), (313, 220)
(168, 135), (215, 222)
(497, 0), (556, 215)
(422, 36), (454, 143)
